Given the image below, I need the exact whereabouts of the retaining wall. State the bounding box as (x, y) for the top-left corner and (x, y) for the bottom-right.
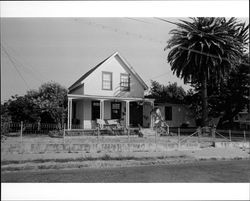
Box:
(1, 142), (200, 154)
(214, 141), (250, 149)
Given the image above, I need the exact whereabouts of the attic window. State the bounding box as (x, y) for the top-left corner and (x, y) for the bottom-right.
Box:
(102, 72), (112, 90)
(120, 73), (130, 91)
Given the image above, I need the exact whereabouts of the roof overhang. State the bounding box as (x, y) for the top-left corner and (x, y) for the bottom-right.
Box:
(68, 94), (154, 103)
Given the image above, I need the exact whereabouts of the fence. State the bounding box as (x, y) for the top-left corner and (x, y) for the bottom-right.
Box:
(2, 122), (61, 135)
(1, 122), (249, 142)
(215, 129), (250, 142)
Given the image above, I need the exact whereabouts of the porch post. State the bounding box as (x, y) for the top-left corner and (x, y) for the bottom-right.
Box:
(126, 101), (130, 128)
(100, 99), (105, 128)
(68, 98), (72, 130)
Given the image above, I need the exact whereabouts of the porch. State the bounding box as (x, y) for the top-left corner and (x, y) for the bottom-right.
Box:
(67, 94), (154, 130)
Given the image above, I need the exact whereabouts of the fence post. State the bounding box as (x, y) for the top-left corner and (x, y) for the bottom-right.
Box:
(243, 130), (246, 142)
(20, 121), (23, 144)
(197, 127), (201, 143)
(229, 129), (232, 142)
(178, 127), (181, 149)
(127, 127), (130, 141)
(211, 127), (216, 143)
(197, 130), (200, 143)
(155, 128), (157, 152)
(63, 123), (66, 144)
(97, 126), (100, 139)
(127, 128), (130, 152)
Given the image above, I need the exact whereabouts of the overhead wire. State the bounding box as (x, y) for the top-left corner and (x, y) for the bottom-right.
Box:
(1, 45), (30, 90)
(2, 18), (248, 93)
(155, 17), (250, 66)
(1, 43), (46, 83)
(74, 18), (250, 71)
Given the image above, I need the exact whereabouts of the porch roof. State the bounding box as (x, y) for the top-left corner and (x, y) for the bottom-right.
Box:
(68, 94), (154, 103)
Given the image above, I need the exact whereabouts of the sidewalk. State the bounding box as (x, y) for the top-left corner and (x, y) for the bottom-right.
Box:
(2, 147), (249, 172)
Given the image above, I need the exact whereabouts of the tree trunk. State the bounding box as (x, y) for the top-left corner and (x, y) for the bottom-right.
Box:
(201, 71), (208, 127)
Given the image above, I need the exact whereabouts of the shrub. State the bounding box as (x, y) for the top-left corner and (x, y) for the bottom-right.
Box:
(48, 130), (63, 138)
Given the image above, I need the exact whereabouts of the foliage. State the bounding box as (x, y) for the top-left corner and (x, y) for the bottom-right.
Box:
(1, 82), (68, 127)
(1, 103), (12, 136)
(166, 17), (249, 126)
(147, 81), (187, 104)
(185, 54), (250, 128)
(209, 54), (250, 128)
(4, 95), (40, 123)
(30, 82), (68, 126)
(48, 130), (64, 138)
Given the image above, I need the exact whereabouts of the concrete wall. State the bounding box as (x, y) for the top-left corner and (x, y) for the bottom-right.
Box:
(1, 142), (200, 154)
(81, 55), (145, 98)
(157, 103), (196, 127)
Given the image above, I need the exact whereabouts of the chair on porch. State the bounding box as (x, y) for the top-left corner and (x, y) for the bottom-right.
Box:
(96, 119), (125, 135)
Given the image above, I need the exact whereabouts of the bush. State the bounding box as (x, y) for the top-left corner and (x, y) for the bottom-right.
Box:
(48, 130), (64, 138)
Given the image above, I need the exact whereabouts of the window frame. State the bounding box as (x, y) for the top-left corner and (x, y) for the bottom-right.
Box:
(120, 73), (130, 91)
(102, 71), (113, 91)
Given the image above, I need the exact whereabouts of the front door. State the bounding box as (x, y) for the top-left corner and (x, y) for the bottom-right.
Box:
(130, 102), (143, 127)
(111, 102), (121, 119)
(92, 101), (100, 120)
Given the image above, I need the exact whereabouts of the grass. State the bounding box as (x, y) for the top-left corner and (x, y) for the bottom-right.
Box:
(1, 154), (187, 166)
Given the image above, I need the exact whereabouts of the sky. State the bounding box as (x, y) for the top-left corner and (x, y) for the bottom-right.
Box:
(1, 17), (249, 102)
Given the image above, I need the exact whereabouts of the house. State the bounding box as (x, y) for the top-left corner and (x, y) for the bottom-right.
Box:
(67, 52), (154, 130)
(155, 102), (196, 127)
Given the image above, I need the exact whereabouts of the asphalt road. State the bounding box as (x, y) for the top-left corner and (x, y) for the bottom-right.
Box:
(2, 160), (250, 182)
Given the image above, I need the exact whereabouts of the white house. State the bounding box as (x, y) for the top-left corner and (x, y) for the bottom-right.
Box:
(67, 52), (154, 130)
(155, 103), (196, 127)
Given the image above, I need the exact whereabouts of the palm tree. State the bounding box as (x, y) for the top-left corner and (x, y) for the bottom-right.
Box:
(165, 17), (249, 126)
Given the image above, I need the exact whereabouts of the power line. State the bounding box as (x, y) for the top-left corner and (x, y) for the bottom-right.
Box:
(1, 44), (42, 83)
(145, 69), (173, 82)
(155, 17), (249, 49)
(74, 18), (165, 45)
(125, 18), (154, 25)
(76, 18), (249, 67)
(1, 42), (49, 82)
(1, 45), (30, 89)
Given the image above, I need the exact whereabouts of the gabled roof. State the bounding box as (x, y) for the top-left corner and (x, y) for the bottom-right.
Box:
(68, 52), (148, 91)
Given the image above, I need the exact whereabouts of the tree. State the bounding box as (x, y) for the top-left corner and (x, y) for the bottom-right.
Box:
(30, 82), (68, 127)
(1, 82), (68, 127)
(1, 102), (12, 136)
(209, 54), (250, 128)
(166, 17), (249, 126)
(5, 94), (40, 123)
(147, 81), (187, 104)
(185, 54), (250, 128)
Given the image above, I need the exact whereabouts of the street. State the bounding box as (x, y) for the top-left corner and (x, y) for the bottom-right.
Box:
(1, 159), (250, 182)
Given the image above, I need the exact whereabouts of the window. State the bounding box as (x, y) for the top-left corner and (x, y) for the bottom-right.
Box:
(102, 72), (112, 90)
(165, 106), (172, 121)
(120, 73), (130, 91)
(111, 102), (121, 119)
